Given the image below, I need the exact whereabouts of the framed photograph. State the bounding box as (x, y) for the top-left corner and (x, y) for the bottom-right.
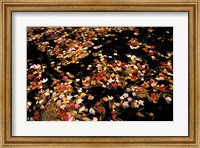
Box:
(0, 0), (199, 147)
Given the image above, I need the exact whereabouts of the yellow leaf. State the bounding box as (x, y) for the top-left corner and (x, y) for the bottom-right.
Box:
(165, 56), (170, 59)
(33, 71), (37, 74)
(62, 98), (67, 103)
(56, 102), (61, 107)
(53, 97), (58, 102)
(92, 53), (98, 57)
(163, 69), (168, 73)
(149, 112), (154, 116)
(102, 97), (109, 102)
(116, 74), (120, 78)
(82, 117), (91, 121)
(67, 88), (73, 93)
(125, 76), (131, 80)
(111, 73), (115, 78)
(138, 59), (143, 62)
(71, 57), (78, 63)
(132, 60), (136, 64)
(118, 83), (122, 87)
(78, 52), (89, 59)
(103, 66), (108, 71)
(112, 105), (116, 109)
(84, 108), (88, 112)
(34, 97), (40, 100)
(80, 93), (86, 97)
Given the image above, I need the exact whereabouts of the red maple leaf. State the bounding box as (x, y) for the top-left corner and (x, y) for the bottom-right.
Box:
(111, 83), (118, 89)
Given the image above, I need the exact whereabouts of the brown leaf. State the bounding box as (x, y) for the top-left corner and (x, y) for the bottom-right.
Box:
(136, 112), (145, 118)
(82, 117), (91, 121)
(131, 101), (135, 108)
(74, 114), (82, 119)
(137, 90), (147, 99)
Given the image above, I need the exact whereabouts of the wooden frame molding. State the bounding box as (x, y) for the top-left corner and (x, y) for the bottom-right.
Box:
(0, 0), (199, 147)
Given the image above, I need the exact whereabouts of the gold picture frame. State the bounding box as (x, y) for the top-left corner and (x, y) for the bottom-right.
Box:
(0, 0), (199, 147)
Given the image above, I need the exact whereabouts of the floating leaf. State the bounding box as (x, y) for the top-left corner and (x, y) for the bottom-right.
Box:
(53, 97), (58, 102)
(89, 108), (96, 115)
(136, 112), (145, 118)
(138, 107), (145, 112)
(102, 97), (109, 102)
(79, 106), (85, 113)
(33, 71), (38, 75)
(131, 101), (136, 108)
(136, 90), (147, 99)
(74, 114), (82, 119)
(34, 97), (40, 101)
(82, 117), (91, 121)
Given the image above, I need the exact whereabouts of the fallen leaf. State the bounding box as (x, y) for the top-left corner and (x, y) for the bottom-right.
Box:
(136, 112), (145, 118)
(102, 97), (109, 102)
(82, 117), (91, 121)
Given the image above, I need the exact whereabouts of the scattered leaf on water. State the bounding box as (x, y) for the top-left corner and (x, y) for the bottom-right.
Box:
(136, 112), (145, 118)
(82, 117), (91, 121)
